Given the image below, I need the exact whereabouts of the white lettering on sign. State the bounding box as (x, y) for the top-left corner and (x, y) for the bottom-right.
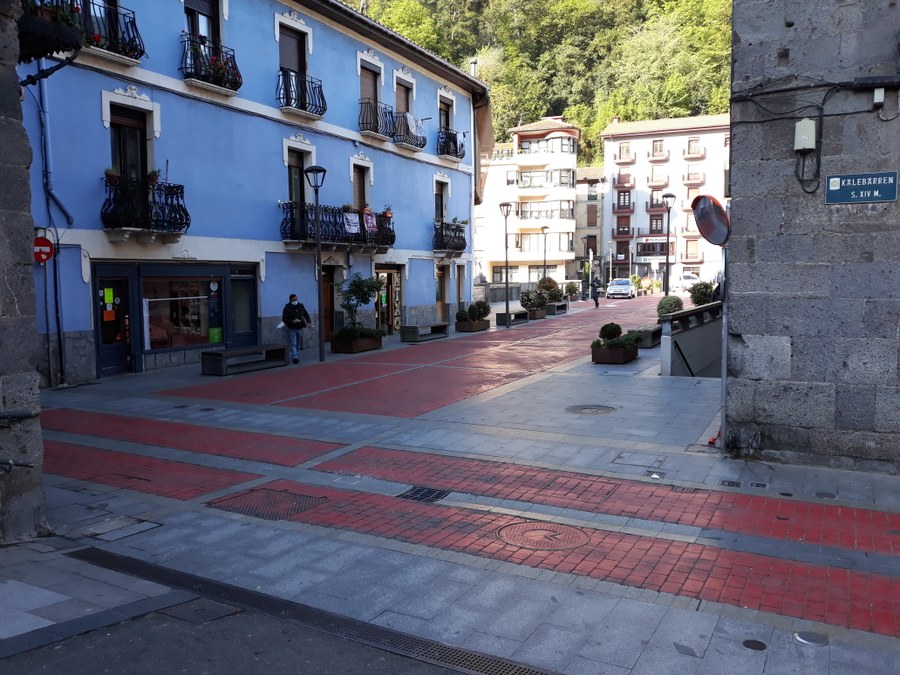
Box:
(841, 175), (895, 187)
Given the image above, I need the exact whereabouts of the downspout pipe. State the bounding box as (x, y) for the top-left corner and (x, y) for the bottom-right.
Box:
(38, 60), (74, 227)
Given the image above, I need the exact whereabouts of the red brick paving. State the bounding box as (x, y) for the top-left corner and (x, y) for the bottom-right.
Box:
(44, 440), (260, 499)
(42, 409), (343, 467)
(314, 447), (900, 556)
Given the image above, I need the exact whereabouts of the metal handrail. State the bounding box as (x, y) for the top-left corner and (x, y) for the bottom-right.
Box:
(276, 68), (326, 116)
(101, 177), (191, 233)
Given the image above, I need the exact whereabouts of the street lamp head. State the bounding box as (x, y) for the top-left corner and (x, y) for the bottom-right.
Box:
(662, 192), (676, 210)
(541, 225), (549, 235)
(499, 202), (511, 217)
(304, 165), (327, 189)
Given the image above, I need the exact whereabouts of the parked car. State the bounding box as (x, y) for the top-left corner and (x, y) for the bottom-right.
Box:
(606, 278), (635, 299)
(670, 273), (701, 292)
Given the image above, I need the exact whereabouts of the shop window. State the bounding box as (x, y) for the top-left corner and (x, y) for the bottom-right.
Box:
(143, 277), (224, 350)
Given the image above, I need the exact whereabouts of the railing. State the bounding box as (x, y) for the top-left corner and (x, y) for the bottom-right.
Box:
(612, 202), (635, 215)
(683, 147), (706, 160)
(179, 34), (242, 92)
(276, 68), (326, 116)
(81, 0), (145, 59)
(683, 172), (705, 186)
(101, 177), (191, 234)
(611, 227), (634, 239)
(519, 205), (575, 220)
(359, 98), (394, 138)
(18, 0), (85, 63)
(680, 252), (704, 263)
(614, 153), (635, 164)
(612, 174), (634, 188)
(648, 150), (670, 162)
(392, 112), (427, 149)
(647, 175), (669, 188)
(659, 302), (723, 377)
(645, 200), (667, 214)
(279, 202), (395, 251)
(433, 221), (467, 253)
(437, 129), (466, 160)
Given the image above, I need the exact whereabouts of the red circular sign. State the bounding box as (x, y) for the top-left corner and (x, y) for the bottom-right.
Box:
(34, 236), (54, 263)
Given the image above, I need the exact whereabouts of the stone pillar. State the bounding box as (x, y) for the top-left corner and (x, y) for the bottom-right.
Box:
(0, 0), (48, 541)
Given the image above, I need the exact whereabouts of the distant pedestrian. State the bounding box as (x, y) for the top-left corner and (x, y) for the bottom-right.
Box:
(590, 276), (601, 308)
(282, 293), (311, 364)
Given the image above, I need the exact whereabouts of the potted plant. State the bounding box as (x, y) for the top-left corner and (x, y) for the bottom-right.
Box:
(455, 300), (491, 332)
(104, 167), (120, 185)
(341, 204), (355, 213)
(380, 204), (393, 218)
(564, 282), (579, 300)
(331, 273), (385, 353)
(519, 289), (548, 319)
(657, 295), (684, 317)
(591, 322), (640, 364)
(146, 169), (161, 185)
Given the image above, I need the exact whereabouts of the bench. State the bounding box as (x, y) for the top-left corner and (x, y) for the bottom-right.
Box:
(400, 322), (449, 343)
(201, 343), (289, 376)
(546, 301), (568, 315)
(494, 310), (529, 326)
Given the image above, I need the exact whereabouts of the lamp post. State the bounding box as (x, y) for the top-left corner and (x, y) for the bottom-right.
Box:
(304, 165), (327, 362)
(581, 235), (589, 300)
(540, 225), (549, 281)
(662, 192), (676, 296)
(607, 241), (613, 283)
(499, 202), (512, 327)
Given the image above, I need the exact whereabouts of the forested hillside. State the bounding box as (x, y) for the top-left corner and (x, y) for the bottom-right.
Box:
(343, 0), (731, 164)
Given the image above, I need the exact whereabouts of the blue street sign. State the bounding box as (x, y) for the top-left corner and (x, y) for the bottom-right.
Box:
(825, 172), (897, 204)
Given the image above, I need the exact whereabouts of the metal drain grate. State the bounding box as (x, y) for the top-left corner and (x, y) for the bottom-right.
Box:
(565, 404), (616, 415)
(671, 486), (699, 494)
(720, 480), (742, 488)
(397, 486), (450, 503)
(67, 548), (557, 675)
(207, 488), (327, 521)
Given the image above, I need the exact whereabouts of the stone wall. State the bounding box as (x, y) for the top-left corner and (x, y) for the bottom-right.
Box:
(0, 0), (48, 541)
(729, 1), (900, 467)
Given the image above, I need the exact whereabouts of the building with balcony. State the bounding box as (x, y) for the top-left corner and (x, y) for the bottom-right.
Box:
(474, 116), (579, 291)
(600, 114), (729, 284)
(18, 0), (490, 384)
(574, 166), (606, 286)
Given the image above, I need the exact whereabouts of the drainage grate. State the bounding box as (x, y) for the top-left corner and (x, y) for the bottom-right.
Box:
(397, 486), (450, 503)
(720, 480), (742, 488)
(207, 488), (327, 521)
(748, 482), (768, 489)
(67, 548), (556, 675)
(565, 404), (616, 415)
(671, 486), (699, 494)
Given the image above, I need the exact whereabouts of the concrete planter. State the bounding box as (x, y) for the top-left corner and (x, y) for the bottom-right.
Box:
(527, 308), (547, 320)
(630, 325), (662, 349)
(331, 334), (382, 354)
(591, 344), (638, 364)
(454, 320), (490, 332)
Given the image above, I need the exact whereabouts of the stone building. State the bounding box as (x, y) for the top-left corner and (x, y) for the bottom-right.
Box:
(729, 1), (900, 466)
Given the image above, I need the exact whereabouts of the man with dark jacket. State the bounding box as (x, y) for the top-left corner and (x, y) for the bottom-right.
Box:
(282, 293), (311, 364)
(590, 276), (602, 308)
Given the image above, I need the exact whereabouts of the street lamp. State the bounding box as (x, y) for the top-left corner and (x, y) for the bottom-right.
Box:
(607, 241), (613, 283)
(581, 235), (589, 300)
(662, 192), (676, 296)
(540, 225), (549, 281)
(304, 164), (327, 362)
(499, 202), (512, 327)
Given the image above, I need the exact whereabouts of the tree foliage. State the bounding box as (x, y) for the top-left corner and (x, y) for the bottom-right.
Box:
(343, 0), (731, 164)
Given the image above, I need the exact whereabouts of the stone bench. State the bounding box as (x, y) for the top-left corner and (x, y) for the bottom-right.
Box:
(400, 322), (449, 343)
(201, 343), (289, 376)
(546, 301), (568, 315)
(495, 310), (529, 326)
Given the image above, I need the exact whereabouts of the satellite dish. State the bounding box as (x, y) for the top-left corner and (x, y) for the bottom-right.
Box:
(691, 194), (730, 246)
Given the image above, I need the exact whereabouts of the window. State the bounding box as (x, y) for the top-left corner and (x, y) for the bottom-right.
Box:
(560, 137), (576, 153)
(287, 150), (306, 204)
(279, 26), (307, 108)
(650, 166), (666, 183)
(685, 240), (699, 258)
(618, 142), (631, 160)
(650, 216), (664, 234)
(651, 139), (664, 157)
(650, 190), (663, 207)
(352, 164), (369, 209)
(527, 265), (545, 282)
(636, 241), (670, 257)
(144, 276), (223, 350)
(587, 183), (598, 201)
(586, 203), (598, 228)
(434, 180), (446, 222)
(687, 187), (699, 204)
(184, 0), (218, 42)
(492, 266), (515, 283)
(438, 96), (453, 130)
(616, 216), (630, 235)
(360, 66), (379, 104)
(395, 81), (411, 113)
(506, 171), (517, 186)
(617, 191), (631, 208)
(687, 137), (701, 155)
(110, 104), (147, 180)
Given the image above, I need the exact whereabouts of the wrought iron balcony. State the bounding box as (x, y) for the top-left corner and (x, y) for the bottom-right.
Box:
(81, 1), (145, 59)
(437, 129), (466, 161)
(612, 173), (634, 189)
(433, 220), (467, 256)
(101, 176), (191, 241)
(392, 112), (426, 150)
(17, 0), (84, 63)
(611, 226), (634, 240)
(280, 202), (395, 253)
(359, 99), (394, 139)
(612, 202), (635, 215)
(276, 68), (326, 118)
(179, 34), (242, 92)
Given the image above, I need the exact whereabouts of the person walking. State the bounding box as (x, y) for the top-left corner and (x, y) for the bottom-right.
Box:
(590, 276), (602, 308)
(282, 293), (311, 364)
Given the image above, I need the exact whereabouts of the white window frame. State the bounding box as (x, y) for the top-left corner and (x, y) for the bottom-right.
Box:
(434, 172), (451, 216)
(102, 86), (161, 138)
(393, 67), (416, 103)
(357, 49), (384, 86)
(274, 10), (313, 53)
(282, 133), (316, 167)
(437, 87), (456, 124)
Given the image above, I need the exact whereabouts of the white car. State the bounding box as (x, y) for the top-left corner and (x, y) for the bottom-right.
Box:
(606, 278), (635, 299)
(670, 273), (701, 292)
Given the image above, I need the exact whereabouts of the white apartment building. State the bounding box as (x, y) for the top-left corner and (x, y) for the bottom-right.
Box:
(475, 117), (580, 287)
(600, 114), (730, 285)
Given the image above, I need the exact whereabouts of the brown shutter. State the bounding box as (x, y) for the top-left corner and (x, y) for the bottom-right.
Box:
(395, 83), (410, 113)
(352, 165), (367, 209)
(587, 203), (598, 227)
(279, 27), (302, 72)
(360, 67), (378, 102)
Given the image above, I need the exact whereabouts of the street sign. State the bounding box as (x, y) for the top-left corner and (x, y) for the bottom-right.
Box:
(825, 171), (897, 204)
(34, 236), (54, 263)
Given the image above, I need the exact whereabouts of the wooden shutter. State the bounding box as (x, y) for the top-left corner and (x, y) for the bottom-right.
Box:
(360, 67), (378, 102)
(279, 27), (304, 73)
(586, 203), (598, 227)
(395, 83), (410, 113)
(352, 165), (367, 209)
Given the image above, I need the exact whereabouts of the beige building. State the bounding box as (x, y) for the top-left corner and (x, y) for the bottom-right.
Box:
(600, 114), (730, 286)
(474, 117), (580, 289)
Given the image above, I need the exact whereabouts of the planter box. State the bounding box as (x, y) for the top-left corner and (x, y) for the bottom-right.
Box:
(527, 308), (547, 320)
(455, 319), (490, 332)
(591, 344), (638, 364)
(546, 301), (568, 315)
(629, 325), (662, 349)
(331, 334), (382, 354)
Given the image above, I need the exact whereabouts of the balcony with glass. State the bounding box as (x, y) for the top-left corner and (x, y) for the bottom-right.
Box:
(612, 172), (634, 189)
(277, 68), (326, 119)
(280, 202), (395, 254)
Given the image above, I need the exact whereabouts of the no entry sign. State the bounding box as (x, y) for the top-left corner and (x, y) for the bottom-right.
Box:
(34, 236), (54, 263)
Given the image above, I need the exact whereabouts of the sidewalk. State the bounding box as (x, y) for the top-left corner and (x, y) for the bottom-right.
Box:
(2, 300), (898, 674)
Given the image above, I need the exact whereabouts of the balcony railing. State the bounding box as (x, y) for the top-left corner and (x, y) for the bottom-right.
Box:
(611, 227), (634, 239)
(683, 172), (705, 186)
(276, 68), (326, 118)
(681, 226), (701, 238)
(179, 34), (242, 92)
(437, 129), (466, 160)
(648, 150), (670, 162)
(392, 112), (427, 150)
(101, 176), (191, 235)
(683, 147), (706, 160)
(646, 200), (668, 214)
(612, 174), (634, 189)
(680, 252), (705, 263)
(279, 202), (395, 253)
(612, 202), (635, 215)
(359, 98), (394, 139)
(81, 1), (145, 59)
(18, 0), (84, 63)
(647, 175), (669, 188)
(433, 220), (467, 255)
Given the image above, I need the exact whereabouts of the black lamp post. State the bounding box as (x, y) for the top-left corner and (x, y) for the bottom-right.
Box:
(662, 192), (676, 296)
(499, 202), (511, 327)
(581, 235), (588, 300)
(304, 165), (327, 362)
(540, 225), (549, 281)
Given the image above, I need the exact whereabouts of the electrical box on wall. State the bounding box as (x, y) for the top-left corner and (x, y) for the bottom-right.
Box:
(794, 118), (816, 152)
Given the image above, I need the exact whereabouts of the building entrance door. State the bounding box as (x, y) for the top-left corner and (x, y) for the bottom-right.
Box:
(435, 266), (446, 322)
(229, 277), (257, 347)
(322, 268), (335, 340)
(95, 276), (134, 377)
(376, 266), (401, 335)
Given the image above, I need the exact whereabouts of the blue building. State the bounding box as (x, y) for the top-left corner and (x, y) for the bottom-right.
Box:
(19, 0), (490, 384)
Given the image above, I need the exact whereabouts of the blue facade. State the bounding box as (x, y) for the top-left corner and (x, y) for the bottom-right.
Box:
(20, 0), (488, 384)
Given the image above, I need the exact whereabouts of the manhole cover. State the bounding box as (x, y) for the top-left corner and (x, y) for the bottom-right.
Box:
(208, 488), (327, 521)
(566, 405), (616, 415)
(793, 631), (828, 647)
(497, 522), (590, 550)
(742, 639), (767, 651)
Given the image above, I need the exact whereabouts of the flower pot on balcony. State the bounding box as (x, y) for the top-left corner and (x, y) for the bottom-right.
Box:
(454, 319), (490, 332)
(591, 344), (638, 364)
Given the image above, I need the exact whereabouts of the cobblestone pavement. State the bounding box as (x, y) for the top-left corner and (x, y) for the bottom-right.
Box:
(2, 297), (898, 674)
